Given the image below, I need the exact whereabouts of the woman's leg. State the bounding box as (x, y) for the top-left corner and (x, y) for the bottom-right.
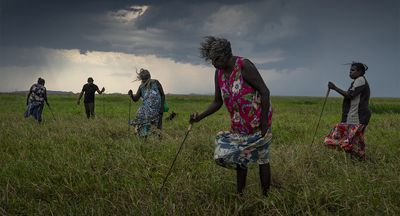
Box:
(259, 163), (271, 196)
(351, 125), (366, 160)
(24, 104), (32, 118)
(236, 165), (248, 196)
(89, 102), (95, 118)
(32, 104), (43, 123)
(84, 103), (90, 118)
(157, 113), (163, 130)
(37, 104), (44, 123)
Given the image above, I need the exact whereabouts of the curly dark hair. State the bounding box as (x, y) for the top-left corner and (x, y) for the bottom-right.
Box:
(136, 68), (151, 81)
(351, 62), (368, 75)
(199, 36), (232, 62)
(37, 77), (45, 85)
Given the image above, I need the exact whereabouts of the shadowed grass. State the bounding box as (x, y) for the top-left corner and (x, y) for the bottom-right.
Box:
(370, 103), (400, 114)
(0, 94), (399, 215)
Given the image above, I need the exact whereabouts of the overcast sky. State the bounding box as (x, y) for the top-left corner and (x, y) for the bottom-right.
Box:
(1, 0), (399, 97)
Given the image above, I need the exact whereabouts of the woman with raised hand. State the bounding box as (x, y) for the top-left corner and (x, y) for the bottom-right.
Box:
(325, 62), (371, 160)
(128, 68), (165, 137)
(77, 77), (105, 119)
(190, 36), (273, 196)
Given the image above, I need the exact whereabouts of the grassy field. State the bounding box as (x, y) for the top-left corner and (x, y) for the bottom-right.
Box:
(0, 93), (399, 215)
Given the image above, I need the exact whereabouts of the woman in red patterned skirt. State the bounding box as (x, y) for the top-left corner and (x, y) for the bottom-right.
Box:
(325, 62), (371, 160)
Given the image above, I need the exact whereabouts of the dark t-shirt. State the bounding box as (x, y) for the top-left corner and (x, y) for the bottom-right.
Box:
(341, 76), (371, 125)
(82, 83), (99, 103)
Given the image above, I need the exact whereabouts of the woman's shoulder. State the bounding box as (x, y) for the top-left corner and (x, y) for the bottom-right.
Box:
(151, 79), (161, 86)
(239, 58), (258, 72)
(240, 57), (255, 66)
(354, 76), (367, 86)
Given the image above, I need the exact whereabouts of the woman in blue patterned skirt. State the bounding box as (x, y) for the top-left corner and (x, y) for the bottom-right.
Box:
(128, 69), (165, 137)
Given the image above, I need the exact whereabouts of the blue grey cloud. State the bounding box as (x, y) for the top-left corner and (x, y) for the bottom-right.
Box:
(1, 0), (399, 96)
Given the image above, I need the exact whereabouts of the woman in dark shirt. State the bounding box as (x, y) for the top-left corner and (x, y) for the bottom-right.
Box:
(325, 62), (371, 160)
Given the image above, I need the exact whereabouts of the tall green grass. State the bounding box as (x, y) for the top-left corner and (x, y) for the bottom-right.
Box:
(0, 94), (399, 215)
(370, 103), (400, 114)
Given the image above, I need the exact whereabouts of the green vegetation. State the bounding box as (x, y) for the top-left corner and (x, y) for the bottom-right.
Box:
(370, 102), (400, 114)
(1, 93), (399, 215)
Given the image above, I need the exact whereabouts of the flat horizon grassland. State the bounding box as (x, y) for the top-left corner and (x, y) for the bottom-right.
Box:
(0, 93), (399, 215)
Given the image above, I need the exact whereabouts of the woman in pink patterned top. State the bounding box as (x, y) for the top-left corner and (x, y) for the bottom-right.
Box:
(190, 36), (273, 196)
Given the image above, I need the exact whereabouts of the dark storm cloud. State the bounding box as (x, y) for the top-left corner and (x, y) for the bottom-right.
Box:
(1, 0), (128, 51)
(1, 0), (290, 63)
(1, 0), (399, 96)
(1, 0), (397, 60)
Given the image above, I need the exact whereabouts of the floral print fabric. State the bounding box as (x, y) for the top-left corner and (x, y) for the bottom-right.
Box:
(24, 83), (46, 122)
(24, 103), (44, 122)
(129, 80), (162, 137)
(217, 56), (272, 135)
(28, 83), (46, 106)
(214, 130), (272, 169)
(214, 56), (273, 169)
(324, 123), (366, 158)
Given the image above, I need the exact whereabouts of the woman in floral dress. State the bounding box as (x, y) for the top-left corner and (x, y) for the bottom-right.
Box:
(190, 36), (273, 196)
(24, 77), (50, 123)
(128, 69), (165, 137)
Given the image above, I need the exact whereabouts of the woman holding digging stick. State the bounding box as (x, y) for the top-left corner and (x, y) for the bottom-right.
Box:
(325, 62), (371, 160)
(24, 77), (50, 123)
(189, 36), (273, 196)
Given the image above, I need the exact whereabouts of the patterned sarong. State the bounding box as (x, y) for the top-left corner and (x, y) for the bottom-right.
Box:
(324, 123), (366, 158)
(129, 80), (162, 137)
(214, 130), (272, 169)
(24, 103), (44, 122)
(129, 114), (161, 137)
